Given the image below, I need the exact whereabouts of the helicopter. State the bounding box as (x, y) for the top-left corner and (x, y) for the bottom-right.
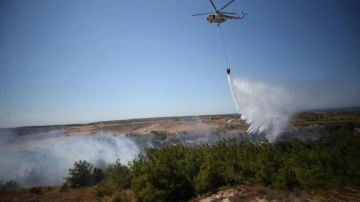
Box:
(192, 0), (247, 25)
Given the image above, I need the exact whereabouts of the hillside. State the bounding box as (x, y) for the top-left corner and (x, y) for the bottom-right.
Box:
(1, 111), (360, 201)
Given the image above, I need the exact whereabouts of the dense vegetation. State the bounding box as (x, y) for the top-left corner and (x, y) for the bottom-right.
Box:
(3, 121), (359, 202)
(91, 122), (358, 201)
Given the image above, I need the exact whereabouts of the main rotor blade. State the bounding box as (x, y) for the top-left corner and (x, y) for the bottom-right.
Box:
(219, 0), (236, 12)
(209, 0), (218, 11)
(192, 12), (213, 16)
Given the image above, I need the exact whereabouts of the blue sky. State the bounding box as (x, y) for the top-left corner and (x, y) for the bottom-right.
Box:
(1, 0), (360, 127)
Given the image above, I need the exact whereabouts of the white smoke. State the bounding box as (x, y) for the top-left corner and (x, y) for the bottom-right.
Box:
(228, 75), (300, 142)
(0, 132), (140, 187)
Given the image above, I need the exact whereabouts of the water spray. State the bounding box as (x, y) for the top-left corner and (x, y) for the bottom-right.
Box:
(227, 75), (299, 142)
(227, 74), (240, 113)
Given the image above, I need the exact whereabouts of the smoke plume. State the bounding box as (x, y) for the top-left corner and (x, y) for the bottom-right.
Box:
(0, 131), (140, 187)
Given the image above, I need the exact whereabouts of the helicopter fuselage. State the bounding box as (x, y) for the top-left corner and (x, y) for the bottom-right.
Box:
(206, 13), (226, 24)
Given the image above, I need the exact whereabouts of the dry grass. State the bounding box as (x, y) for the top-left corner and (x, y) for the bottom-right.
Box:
(0, 186), (92, 202)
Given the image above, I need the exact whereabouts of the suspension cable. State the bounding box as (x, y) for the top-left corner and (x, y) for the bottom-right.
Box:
(218, 24), (229, 68)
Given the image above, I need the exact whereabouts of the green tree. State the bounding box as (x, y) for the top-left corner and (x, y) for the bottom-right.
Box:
(92, 167), (105, 184)
(65, 160), (93, 187)
(65, 160), (105, 187)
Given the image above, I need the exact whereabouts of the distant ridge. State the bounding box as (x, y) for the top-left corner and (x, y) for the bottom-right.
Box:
(1, 114), (239, 129)
(88, 114), (240, 125)
(2, 108), (360, 129)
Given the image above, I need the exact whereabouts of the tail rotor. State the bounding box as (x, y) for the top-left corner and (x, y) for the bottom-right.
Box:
(241, 10), (248, 17)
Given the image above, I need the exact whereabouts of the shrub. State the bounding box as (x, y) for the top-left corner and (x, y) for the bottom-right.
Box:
(65, 160), (93, 187)
(91, 184), (106, 198)
(111, 191), (131, 202)
(64, 160), (105, 187)
(0, 180), (19, 193)
(91, 182), (114, 199)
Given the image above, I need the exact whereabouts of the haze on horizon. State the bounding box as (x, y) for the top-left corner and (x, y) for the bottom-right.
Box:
(1, 0), (360, 128)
